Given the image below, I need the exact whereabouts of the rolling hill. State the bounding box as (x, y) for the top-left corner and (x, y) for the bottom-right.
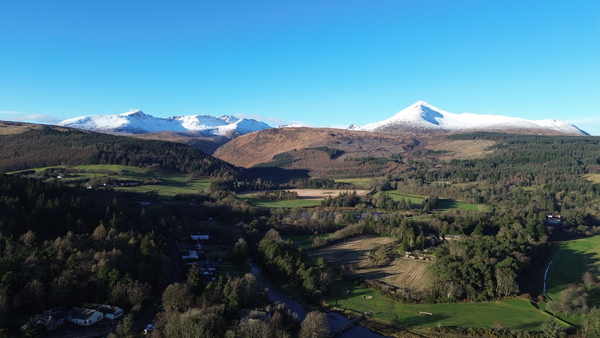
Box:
(0, 121), (236, 177)
(213, 127), (419, 168)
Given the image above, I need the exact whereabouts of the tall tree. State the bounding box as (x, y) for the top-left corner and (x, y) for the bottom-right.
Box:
(299, 311), (329, 338)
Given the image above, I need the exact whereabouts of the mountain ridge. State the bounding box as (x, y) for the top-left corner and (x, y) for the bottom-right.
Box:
(56, 101), (588, 137)
(57, 110), (272, 137)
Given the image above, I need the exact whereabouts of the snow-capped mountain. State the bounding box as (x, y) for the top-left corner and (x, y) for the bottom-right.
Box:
(354, 101), (588, 135)
(57, 110), (272, 137)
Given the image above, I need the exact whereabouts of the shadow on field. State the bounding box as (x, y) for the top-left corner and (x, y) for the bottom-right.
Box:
(547, 246), (599, 292)
(511, 321), (544, 331)
(360, 270), (394, 280)
(319, 248), (370, 266)
(436, 198), (457, 210)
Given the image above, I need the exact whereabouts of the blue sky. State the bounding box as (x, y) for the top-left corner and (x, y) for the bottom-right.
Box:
(1, 1), (599, 133)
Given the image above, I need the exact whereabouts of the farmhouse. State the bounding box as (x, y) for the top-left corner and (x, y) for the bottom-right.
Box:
(67, 307), (104, 327)
(191, 233), (210, 240)
(90, 304), (123, 320)
(182, 250), (199, 260)
(31, 307), (68, 332)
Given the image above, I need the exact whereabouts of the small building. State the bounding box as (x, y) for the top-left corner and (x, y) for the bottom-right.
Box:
(240, 309), (269, 321)
(182, 250), (199, 260)
(191, 233), (210, 241)
(68, 307), (104, 327)
(91, 304), (123, 320)
(33, 307), (69, 332)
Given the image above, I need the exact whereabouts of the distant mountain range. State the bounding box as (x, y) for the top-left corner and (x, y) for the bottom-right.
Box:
(350, 101), (588, 135)
(57, 110), (271, 137)
(56, 101), (588, 137)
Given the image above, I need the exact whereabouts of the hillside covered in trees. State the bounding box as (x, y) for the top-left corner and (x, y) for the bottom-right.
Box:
(0, 125), (237, 177)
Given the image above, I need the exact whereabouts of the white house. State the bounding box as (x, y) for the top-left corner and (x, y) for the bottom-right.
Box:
(68, 308), (104, 327)
(191, 233), (210, 241)
(91, 304), (123, 320)
(182, 250), (199, 260)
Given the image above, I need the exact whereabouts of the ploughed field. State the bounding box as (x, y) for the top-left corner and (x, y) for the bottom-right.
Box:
(315, 235), (430, 292)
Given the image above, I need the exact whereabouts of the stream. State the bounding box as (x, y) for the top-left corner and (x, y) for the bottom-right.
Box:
(543, 251), (557, 294)
(249, 260), (389, 337)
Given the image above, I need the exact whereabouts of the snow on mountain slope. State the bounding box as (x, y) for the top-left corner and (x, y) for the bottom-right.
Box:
(357, 101), (588, 135)
(532, 119), (588, 135)
(57, 110), (272, 136)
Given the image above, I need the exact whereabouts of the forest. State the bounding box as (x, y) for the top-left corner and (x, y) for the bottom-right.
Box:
(2, 129), (600, 337)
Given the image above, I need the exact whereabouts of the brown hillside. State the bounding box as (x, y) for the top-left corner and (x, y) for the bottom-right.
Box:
(0, 121), (71, 135)
(213, 127), (419, 168)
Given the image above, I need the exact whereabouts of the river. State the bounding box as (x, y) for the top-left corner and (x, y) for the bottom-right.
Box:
(249, 260), (389, 337)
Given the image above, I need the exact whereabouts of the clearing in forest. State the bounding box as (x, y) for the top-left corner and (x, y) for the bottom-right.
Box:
(427, 139), (496, 160)
(238, 189), (371, 208)
(290, 188), (371, 200)
(315, 235), (430, 291)
(582, 173), (600, 184)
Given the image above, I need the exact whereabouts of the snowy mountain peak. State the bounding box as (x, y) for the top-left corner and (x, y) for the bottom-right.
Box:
(355, 101), (587, 135)
(57, 110), (272, 137)
(120, 110), (146, 116)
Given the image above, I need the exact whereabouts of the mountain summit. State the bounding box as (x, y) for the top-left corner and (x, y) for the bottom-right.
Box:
(57, 111), (272, 137)
(355, 101), (588, 135)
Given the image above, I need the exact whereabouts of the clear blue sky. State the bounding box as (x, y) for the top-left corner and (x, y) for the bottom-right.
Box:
(1, 1), (599, 133)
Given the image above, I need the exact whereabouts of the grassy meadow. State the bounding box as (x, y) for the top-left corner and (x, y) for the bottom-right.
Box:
(238, 189), (369, 209)
(382, 190), (489, 211)
(18, 164), (212, 198)
(282, 233), (336, 251)
(237, 196), (322, 209)
(335, 177), (379, 188)
(436, 198), (489, 211)
(546, 235), (600, 303)
(326, 280), (559, 331)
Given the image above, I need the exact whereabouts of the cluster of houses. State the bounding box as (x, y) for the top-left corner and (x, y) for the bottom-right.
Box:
(86, 180), (141, 190)
(27, 304), (123, 333)
(178, 233), (223, 281)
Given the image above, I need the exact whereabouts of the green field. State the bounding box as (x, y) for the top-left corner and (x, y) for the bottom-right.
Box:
(546, 235), (600, 302)
(20, 164), (212, 198)
(282, 233), (335, 251)
(382, 190), (488, 211)
(437, 198), (489, 211)
(335, 177), (379, 188)
(238, 196), (322, 209)
(382, 191), (425, 205)
(326, 280), (558, 331)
